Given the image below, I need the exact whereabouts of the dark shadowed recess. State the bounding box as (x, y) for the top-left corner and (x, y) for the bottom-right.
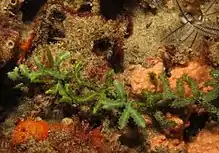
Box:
(92, 38), (124, 73)
(100, 0), (124, 19)
(0, 61), (21, 123)
(119, 125), (147, 152)
(38, 102), (80, 121)
(77, 1), (93, 13)
(183, 113), (209, 142)
(20, 0), (47, 22)
(119, 130), (145, 148)
(100, 0), (135, 19)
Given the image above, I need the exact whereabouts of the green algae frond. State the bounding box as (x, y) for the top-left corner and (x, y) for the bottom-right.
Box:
(7, 49), (219, 130)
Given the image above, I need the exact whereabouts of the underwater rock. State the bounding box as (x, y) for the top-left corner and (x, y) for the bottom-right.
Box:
(148, 131), (186, 152)
(169, 61), (212, 96)
(187, 122), (219, 153)
(126, 59), (212, 96)
(126, 59), (164, 95)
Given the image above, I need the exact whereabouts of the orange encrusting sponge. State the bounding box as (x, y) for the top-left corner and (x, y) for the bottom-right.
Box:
(11, 119), (49, 145)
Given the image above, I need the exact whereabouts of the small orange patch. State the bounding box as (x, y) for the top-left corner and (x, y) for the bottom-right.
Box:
(90, 127), (103, 149)
(11, 119), (49, 145)
(18, 31), (35, 64)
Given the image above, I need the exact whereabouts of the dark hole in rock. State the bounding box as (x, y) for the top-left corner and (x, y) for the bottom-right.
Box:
(183, 113), (209, 142)
(0, 60), (6, 68)
(144, 5), (157, 15)
(77, 106), (103, 129)
(21, 0), (47, 22)
(92, 38), (112, 55)
(93, 38), (124, 73)
(109, 39), (124, 73)
(100, 0), (123, 19)
(11, 0), (17, 5)
(60, 103), (79, 117)
(50, 9), (66, 22)
(77, 2), (93, 13)
(39, 102), (79, 121)
(119, 127), (145, 148)
(87, 116), (102, 129)
(47, 28), (65, 44)
(100, 0), (136, 19)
